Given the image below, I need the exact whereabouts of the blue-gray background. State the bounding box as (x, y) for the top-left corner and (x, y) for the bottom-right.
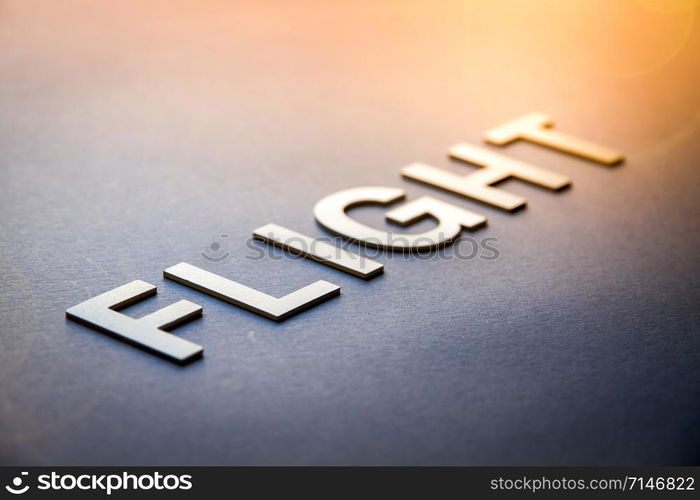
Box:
(1, 0), (699, 465)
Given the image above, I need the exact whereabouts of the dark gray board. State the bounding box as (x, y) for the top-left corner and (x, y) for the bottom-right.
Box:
(1, 1), (698, 465)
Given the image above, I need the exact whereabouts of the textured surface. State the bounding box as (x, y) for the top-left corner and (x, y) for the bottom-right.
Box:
(1, 0), (699, 465)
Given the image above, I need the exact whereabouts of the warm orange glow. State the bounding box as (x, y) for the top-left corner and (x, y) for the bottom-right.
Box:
(3, 0), (698, 165)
